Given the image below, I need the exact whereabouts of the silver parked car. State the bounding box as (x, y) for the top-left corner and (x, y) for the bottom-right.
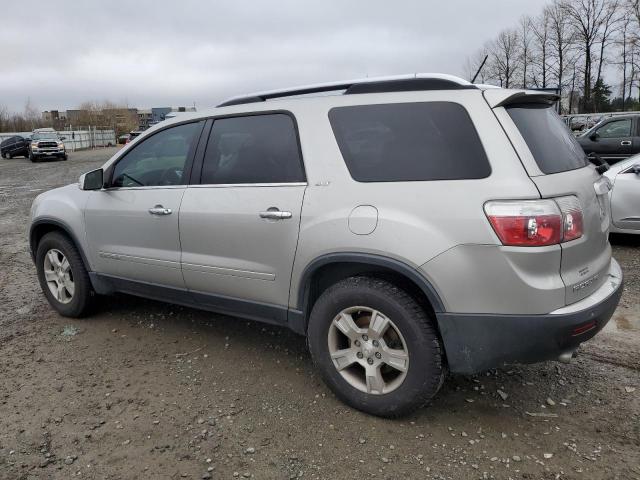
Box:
(29, 74), (623, 417)
(604, 155), (640, 234)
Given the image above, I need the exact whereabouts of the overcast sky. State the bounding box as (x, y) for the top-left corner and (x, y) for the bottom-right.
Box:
(0, 0), (548, 113)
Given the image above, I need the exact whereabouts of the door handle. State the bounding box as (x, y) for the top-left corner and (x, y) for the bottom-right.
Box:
(259, 208), (292, 220)
(621, 140), (632, 146)
(148, 205), (172, 215)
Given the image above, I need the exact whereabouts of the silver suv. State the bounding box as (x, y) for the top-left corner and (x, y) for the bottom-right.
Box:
(29, 74), (623, 417)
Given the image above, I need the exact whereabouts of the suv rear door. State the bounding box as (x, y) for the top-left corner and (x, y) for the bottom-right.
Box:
(178, 112), (306, 323)
(487, 90), (612, 306)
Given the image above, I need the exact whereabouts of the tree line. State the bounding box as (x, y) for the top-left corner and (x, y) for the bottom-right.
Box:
(0, 100), (138, 135)
(464, 0), (640, 114)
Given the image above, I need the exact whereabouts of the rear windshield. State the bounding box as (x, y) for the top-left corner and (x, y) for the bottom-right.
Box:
(329, 102), (491, 182)
(506, 104), (588, 174)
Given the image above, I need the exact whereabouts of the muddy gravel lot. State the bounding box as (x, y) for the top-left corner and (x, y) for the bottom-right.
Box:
(1, 148), (639, 480)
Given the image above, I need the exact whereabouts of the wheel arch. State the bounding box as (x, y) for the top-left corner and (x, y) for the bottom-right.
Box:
(293, 253), (445, 334)
(30, 218), (92, 272)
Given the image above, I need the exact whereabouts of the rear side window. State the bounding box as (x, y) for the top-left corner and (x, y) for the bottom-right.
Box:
(506, 104), (588, 174)
(201, 113), (305, 184)
(328, 102), (490, 182)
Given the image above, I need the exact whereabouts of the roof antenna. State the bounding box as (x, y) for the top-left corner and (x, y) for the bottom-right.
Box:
(471, 55), (488, 84)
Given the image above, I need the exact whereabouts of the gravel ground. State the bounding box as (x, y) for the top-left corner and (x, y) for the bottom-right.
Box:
(0, 148), (639, 480)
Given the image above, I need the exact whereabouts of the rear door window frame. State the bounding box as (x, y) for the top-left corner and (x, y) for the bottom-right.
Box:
(191, 110), (307, 187)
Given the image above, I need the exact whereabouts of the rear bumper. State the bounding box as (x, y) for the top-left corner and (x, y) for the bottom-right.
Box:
(436, 258), (623, 374)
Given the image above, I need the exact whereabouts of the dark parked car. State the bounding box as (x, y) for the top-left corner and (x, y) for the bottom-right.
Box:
(577, 115), (640, 163)
(0, 136), (30, 159)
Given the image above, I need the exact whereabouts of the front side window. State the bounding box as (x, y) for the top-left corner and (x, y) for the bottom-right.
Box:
(111, 121), (202, 187)
(596, 119), (632, 138)
(200, 114), (305, 184)
(329, 102), (491, 182)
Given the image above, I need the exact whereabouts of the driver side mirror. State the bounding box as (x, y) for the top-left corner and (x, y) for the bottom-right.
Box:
(633, 164), (640, 175)
(589, 132), (599, 141)
(60, 136), (67, 141)
(79, 168), (104, 190)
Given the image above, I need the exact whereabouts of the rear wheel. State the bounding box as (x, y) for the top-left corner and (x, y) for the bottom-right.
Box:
(35, 232), (94, 317)
(307, 276), (445, 417)
(7, 151), (12, 159)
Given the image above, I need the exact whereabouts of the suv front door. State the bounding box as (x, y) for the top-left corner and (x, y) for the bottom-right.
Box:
(84, 121), (204, 288)
(581, 118), (634, 162)
(179, 113), (306, 323)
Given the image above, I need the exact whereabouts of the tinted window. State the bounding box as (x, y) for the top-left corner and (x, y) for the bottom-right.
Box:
(111, 121), (202, 187)
(201, 114), (304, 184)
(596, 119), (631, 138)
(328, 102), (490, 182)
(507, 105), (588, 174)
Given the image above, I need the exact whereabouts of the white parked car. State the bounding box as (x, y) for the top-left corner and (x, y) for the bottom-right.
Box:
(604, 155), (640, 234)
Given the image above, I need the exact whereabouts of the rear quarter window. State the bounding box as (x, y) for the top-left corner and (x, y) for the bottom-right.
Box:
(506, 104), (588, 175)
(329, 102), (491, 182)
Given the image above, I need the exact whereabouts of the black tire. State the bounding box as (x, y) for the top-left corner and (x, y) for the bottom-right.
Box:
(7, 151), (12, 159)
(0, 152), (5, 159)
(62, 154), (68, 161)
(35, 231), (94, 317)
(29, 151), (37, 162)
(307, 276), (445, 417)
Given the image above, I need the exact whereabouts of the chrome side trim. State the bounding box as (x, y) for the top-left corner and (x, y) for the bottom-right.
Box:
(187, 182), (307, 189)
(98, 251), (180, 269)
(181, 262), (275, 281)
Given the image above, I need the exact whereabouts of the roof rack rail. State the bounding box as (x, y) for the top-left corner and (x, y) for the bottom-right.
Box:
(217, 73), (477, 107)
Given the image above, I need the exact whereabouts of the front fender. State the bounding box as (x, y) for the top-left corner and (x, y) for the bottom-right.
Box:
(29, 184), (92, 269)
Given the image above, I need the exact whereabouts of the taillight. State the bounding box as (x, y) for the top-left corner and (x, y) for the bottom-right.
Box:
(555, 196), (584, 242)
(484, 196), (583, 247)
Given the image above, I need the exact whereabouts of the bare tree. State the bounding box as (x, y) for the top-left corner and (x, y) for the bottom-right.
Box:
(531, 8), (552, 88)
(488, 28), (520, 88)
(595, 0), (623, 84)
(519, 16), (534, 88)
(564, 0), (609, 112)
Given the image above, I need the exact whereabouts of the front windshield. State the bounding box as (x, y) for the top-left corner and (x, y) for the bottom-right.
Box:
(32, 132), (59, 140)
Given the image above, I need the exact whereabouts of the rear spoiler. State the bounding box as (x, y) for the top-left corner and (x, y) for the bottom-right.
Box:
(483, 89), (560, 108)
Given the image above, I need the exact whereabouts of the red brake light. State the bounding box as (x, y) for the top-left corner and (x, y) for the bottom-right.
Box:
(487, 214), (562, 246)
(485, 197), (583, 247)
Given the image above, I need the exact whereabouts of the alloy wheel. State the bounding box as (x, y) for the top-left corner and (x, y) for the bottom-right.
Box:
(43, 249), (75, 304)
(327, 306), (409, 395)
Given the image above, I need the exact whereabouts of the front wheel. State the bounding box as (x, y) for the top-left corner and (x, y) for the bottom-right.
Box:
(35, 232), (95, 317)
(307, 276), (445, 417)
(29, 151), (36, 162)
(7, 151), (12, 159)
